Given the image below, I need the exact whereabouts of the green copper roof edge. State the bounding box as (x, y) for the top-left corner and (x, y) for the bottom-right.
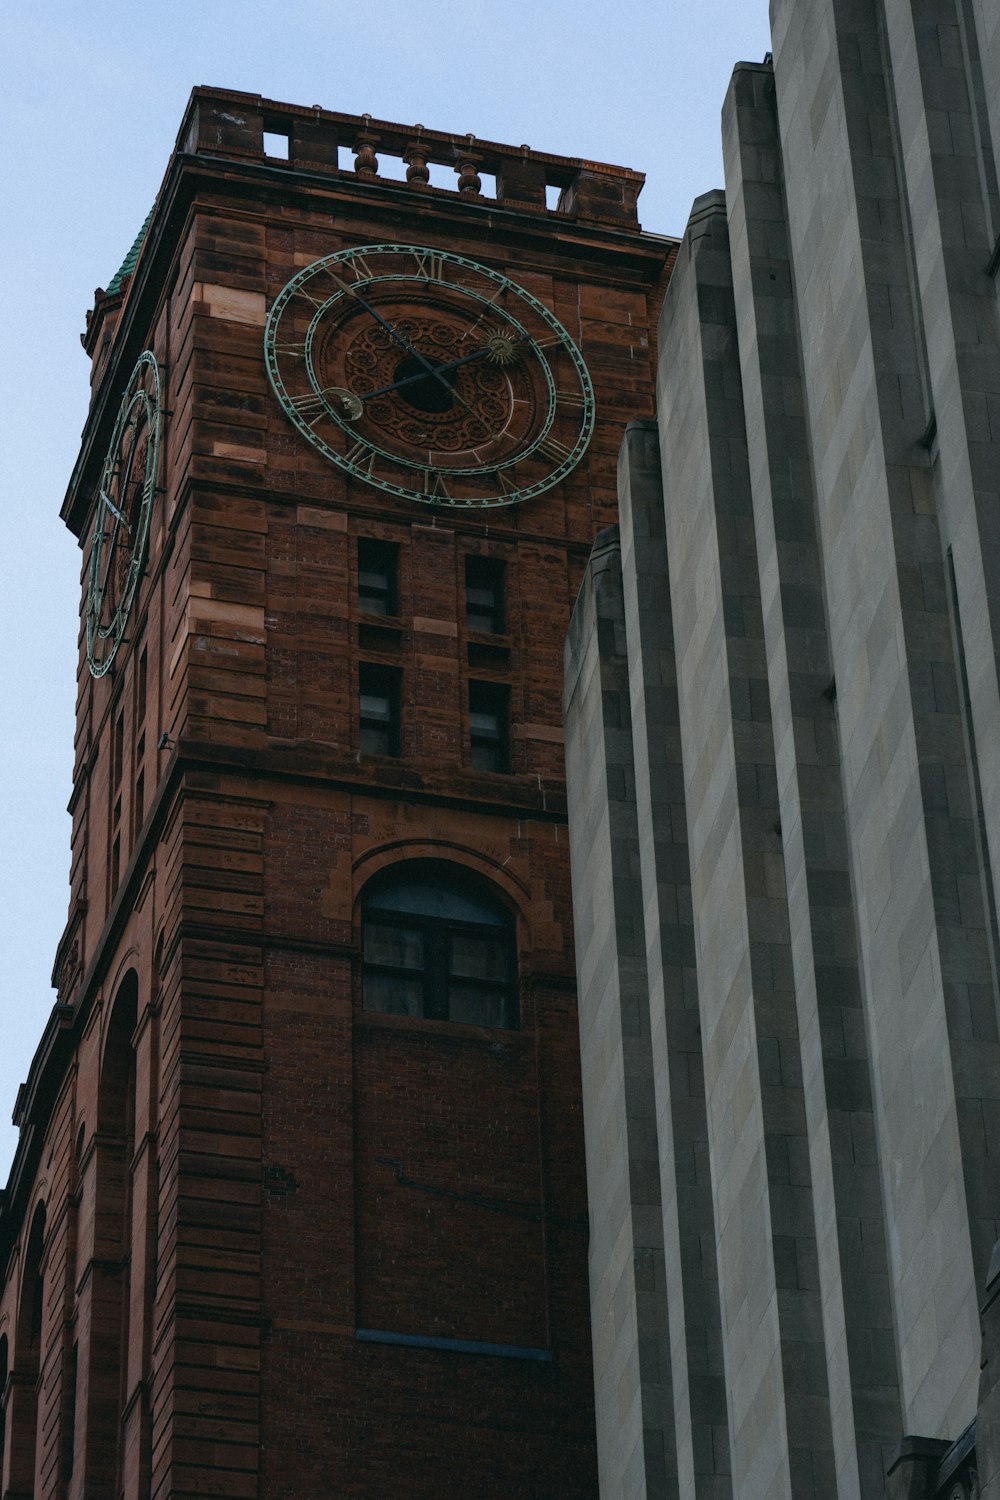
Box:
(106, 208), (153, 296)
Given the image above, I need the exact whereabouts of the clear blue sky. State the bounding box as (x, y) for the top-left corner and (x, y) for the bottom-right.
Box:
(0, 0), (773, 1176)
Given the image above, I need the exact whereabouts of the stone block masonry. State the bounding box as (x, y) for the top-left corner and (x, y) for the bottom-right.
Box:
(565, 0), (1000, 1494)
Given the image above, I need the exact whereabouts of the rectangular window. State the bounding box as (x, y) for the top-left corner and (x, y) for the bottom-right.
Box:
(465, 555), (505, 635)
(137, 646), (148, 719)
(358, 538), (399, 617)
(469, 681), (510, 773)
(363, 921), (425, 1016)
(447, 931), (512, 1027)
(359, 663), (401, 756)
(113, 709), (125, 789)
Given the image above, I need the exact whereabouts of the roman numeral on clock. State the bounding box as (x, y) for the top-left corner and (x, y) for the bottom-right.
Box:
(556, 389), (586, 411)
(345, 441), (377, 476)
(290, 391), (328, 423)
(347, 253), (376, 282)
(423, 468), (451, 499)
(295, 288), (328, 310)
(539, 435), (572, 463)
(413, 250), (446, 281)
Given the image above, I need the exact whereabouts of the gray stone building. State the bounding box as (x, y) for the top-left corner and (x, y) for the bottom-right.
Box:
(563, 1), (1000, 1496)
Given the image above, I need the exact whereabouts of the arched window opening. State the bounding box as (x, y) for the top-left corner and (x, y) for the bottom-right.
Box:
(362, 864), (518, 1029)
(99, 973), (138, 1142)
(0, 1332), (9, 1486)
(10, 1201), (46, 1497)
(96, 973), (139, 1498)
(18, 1201), (46, 1369)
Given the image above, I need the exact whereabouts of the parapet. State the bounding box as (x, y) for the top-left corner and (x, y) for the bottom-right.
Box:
(176, 86), (645, 228)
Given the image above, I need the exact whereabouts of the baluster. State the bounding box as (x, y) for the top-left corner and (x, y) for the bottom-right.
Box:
(405, 137), (430, 188)
(354, 116), (378, 179)
(456, 137), (481, 197)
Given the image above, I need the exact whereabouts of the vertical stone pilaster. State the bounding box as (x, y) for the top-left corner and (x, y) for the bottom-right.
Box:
(971, 0), (1000, 201)
(877, 0), (1000, 945)
(771, 0), (999, 1438)
(978, 1242), (1000, 1497)
(656, 192), (837, 1497)
(723, 59), (902, 1497)
(565, 528), (676, 1500)
(617, 421), (733, 1499)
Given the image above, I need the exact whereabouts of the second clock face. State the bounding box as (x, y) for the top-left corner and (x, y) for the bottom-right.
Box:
(86, 350), (161, 678)
(264, 243), (595, 508)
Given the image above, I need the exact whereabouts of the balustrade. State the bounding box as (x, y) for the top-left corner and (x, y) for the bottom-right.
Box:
(179, 88), (643, 226)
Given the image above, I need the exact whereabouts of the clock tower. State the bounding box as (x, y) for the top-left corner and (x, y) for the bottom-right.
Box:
(0, 90), (672, 1498)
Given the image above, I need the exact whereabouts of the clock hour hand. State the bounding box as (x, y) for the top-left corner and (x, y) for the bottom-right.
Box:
(357, 343), (494, 402)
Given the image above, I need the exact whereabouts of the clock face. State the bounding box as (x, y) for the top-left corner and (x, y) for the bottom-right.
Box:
(86, 351), (162, 677)
(264, 243), (595, 508)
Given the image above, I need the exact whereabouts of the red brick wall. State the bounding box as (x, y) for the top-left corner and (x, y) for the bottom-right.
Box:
(1, 94), (673, 1499)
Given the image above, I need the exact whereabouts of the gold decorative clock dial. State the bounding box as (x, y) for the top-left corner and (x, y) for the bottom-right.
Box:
(264, 243), (595, 508)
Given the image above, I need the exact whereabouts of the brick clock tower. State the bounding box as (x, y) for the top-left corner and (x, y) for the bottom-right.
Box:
(0, 91), (671, 1498)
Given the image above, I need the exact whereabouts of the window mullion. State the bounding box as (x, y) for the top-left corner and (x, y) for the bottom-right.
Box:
(427, 920), (448, 1021)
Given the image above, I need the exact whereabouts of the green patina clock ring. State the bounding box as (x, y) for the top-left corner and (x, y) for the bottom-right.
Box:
(86, 350), (162, 677)
(264, 243), (595, 509)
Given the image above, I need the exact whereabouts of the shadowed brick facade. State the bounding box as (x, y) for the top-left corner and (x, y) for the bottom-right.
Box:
(564, 1), (1000, 1497)
(0, 91), (674, 1498)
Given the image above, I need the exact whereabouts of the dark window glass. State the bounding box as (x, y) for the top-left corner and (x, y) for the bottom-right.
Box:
(113, 709), (125, 789)
(358, 538), (399, 616)
(469, 681), (510, 772)
(359, 663), (401, 755)
(465, 555), (505, 634)
(362, 864), (517, 1029)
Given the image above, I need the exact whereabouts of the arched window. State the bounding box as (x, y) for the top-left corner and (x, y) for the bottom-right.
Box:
(362, 864), (518, 1029)
(96, 972), (138, 1497)
(0, 1332), (8, 1487)
(9, 1202), (46, 1497)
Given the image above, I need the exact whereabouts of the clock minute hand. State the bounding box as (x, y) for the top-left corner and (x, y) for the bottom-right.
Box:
(329, 272), (486, 428)
(330, 273), (447, 387)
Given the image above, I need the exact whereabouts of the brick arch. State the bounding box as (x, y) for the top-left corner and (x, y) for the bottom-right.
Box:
(351, 838), (530, 919)
(354, 854), (524, 1033)
(14, 1201), (45, 1356)
(100, 948), (140, 1058)
(97, 968), (139, 1131)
